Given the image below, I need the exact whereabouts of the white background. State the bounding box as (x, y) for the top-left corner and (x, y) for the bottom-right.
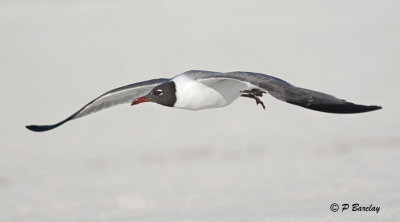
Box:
(1, 0), (399, 221)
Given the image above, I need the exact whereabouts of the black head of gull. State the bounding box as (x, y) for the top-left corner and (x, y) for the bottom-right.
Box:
(131, 81), (177, 107)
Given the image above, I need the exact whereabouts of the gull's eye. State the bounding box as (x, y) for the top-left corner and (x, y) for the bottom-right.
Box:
(156, 89), (163, 96)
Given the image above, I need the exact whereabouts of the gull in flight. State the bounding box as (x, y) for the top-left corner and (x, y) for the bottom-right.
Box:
(26, 70), (381, 132)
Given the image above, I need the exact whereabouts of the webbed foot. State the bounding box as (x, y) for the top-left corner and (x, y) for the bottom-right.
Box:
(240, 89), (266, 110)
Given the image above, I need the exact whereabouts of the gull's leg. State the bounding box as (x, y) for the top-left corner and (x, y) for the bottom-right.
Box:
(241, 89), (266, 110)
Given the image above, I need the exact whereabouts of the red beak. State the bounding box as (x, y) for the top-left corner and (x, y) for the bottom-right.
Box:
(131, 96), (152, 105)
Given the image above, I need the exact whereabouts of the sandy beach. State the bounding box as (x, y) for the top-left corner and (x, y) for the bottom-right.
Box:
(1, 1), (399, 221)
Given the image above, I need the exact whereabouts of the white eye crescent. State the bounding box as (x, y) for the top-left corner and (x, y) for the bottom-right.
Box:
(156, 89), (163, 96)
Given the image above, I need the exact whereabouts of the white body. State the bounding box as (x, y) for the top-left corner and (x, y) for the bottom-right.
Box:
(172, 74), (251, 110)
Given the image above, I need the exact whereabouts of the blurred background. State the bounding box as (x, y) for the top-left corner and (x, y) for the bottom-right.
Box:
(1, 0), (399, 221)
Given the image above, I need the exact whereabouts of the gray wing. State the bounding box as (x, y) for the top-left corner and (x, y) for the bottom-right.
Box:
(186, 70), (381, 113)
(26, 78), (169, 132)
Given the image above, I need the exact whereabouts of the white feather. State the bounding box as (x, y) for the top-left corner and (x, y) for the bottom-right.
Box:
(172, 75), (251, 110)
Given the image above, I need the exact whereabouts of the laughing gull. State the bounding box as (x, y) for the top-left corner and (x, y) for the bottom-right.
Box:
(26, 70), (381, 132)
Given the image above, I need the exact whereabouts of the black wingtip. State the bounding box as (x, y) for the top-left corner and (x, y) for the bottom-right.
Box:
(307, 103), (382, 114)
(26, 124), (56, 132)
(341, 104), (382, 113)
(25, 117), (72, 132)
(369, 105), (382, 111)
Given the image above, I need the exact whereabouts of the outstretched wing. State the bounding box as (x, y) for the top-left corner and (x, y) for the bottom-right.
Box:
(26, 78), (169, 132)
(188, 70), (381, 113)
